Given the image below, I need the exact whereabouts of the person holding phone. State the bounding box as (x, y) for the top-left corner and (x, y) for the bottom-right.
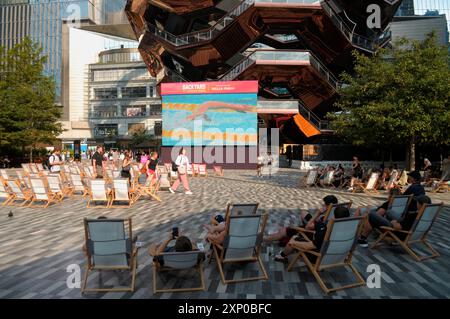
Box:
(149, 227), (197, 256)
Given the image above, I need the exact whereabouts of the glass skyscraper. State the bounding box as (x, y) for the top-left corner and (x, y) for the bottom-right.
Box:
(397, 0), (450, 31)
(0, 0), (128, 99)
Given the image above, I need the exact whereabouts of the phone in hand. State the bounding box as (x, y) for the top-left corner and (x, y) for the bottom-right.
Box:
(172, 227), (179, 239)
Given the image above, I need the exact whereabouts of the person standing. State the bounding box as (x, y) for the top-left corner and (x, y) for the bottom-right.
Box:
(348, 156), (363, 191)
(440, 155), (450, 181)
(112, 149), (119, 169)
(92, 146), (104, 179)
(121, 151), (132, 179)
(169, 148), (193, 195)
(49, 148), (63, 173)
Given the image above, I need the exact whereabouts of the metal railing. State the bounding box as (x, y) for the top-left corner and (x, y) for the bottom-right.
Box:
(219, 49), (339, 90)
(320, 0), (391, 53)
(298, 102), (330, 131)
(145, 0), (320, 47)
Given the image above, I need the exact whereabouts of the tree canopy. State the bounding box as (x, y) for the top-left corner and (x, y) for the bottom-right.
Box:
(328, 33), (450, 169)
(0, 37), (63, 160)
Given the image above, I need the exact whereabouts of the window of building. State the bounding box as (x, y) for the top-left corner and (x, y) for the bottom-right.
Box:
(121, 105), (146, 117)
(93, 88), (117, 100)
(91, 106), (117, 118)
(128, 123), (145, 135)
(94, 124), (118, 137)
(149, 104), (162, 115)
(121, 86), (147, 98)
(154, 121), (162, 136)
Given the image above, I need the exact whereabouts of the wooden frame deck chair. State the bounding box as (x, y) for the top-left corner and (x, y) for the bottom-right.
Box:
(371, 203), (444, 261)
(163, 162), (172, 173)
(385, 170), (400, 190)
(213, 213), (269, 284)
(28, 178), (57, 208)
(187, 164), (194, 176)
(87, 179), (111, 208)
(192, 163), (200, 177)
(300, 170), (318, 187)
(159, 172), (171, 189)
(352, 172), (379, 194)
(169, 169), (178, 182)
(81, 218), (138, 293)
(321, 170), (335, 187)
(431, 181), (449, 193)
(287, 216), (365, 294)
(69, 165), (79, 175)
(36, 163), (45, 172)
(15, 170), (27, 188)
(29, 163), (39, 174)
(0, 181), (13, 205)
(110, 179), (133, 208)
(152, 251), (206, 294)
(70, 174), (88, 196)
(0, 169), (10, 182)
(5, 180), (32, 206)
(46, 174), (67, 202)
(82, 166), (93, 179)
(136, 174), (161, 202)
(198, 164), (208, 177)
(213, 165), (224, 176)
(385, 195), (413, 221)
(21, 163), (31, 175)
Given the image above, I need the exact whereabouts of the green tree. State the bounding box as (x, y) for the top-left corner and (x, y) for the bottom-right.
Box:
(328, 33), (450, 170)
(0, 37), (63, 161)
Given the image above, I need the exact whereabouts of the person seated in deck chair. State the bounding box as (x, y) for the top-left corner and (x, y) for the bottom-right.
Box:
(149, 230), (197, 257)
(274, 206), (351, 262)
(358, 195), (431, 247)
(203, 214), (227, 248)
(264, 195), (339, 246)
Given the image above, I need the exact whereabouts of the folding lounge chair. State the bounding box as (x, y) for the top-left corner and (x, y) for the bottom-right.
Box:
(164, 163), (172, 174)
(321, 171), (335, 187)
(198, 164), (208, 177)
(28, 178), (58, 208)
(70, 174), (88, 196)
(385, 170), (400, 190)
(352, 172), (380, 194)
(87, 179), (111, 208)
(169, 169), (178, 182)
(187, 164), (194, 176)
(29, 163), (39, 174)
(371, 203), (443, 261)
(152, 251), (206, 294)
(0, 169), (9, 182)
(213, 165), (224, 176)
(82, 166), (93, 179)
(135, 175), (161, 202)
(21, 163), (31, 176)
(45, 175), (66, 202)
(81, 218), (139, 293)
(385, 195), (413, 221)
(0, 182), (13, 205)
(36, 163), (45, 172)
(287, 216), (365, 294)
(159, 172), (172, 189)
(300, 170), (318, 187)
(5, 180), (32, 206)
(110, 179), (133, 208)
(192, 164), (200, 177)
(432, 181), (450, 193)
(212, 213), (269, 284)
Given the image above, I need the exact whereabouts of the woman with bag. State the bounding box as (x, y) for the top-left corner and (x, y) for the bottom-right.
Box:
(169, 148), (193, 195)
(121, 151), (132, 179)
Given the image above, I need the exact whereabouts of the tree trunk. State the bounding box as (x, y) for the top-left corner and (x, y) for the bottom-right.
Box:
(408, 137), (415, 171)
(389, 148), (393, 166)
(29, 147), (33, 163)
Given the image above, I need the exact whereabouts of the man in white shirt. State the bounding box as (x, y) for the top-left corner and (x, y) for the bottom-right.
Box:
(49, 148), (63, 173)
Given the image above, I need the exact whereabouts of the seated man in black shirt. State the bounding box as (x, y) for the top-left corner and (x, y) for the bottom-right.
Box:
(275, 206), (350, 262)
(358, 195), (431, 247)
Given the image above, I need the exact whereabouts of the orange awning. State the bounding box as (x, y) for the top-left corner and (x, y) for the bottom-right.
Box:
(293, 113), (321, 138)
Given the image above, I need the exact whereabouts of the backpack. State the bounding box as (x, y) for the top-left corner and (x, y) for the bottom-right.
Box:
(172, 161), (178, 172)
(45, 154), (55, 170)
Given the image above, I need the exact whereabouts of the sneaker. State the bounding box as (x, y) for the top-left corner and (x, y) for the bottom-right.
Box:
(168, 187), (175, 194)
(185, 191), (193, 195)
(358, 237), (369, 248)
(348, 187), (354, 191)
(274, 253), (288, 263)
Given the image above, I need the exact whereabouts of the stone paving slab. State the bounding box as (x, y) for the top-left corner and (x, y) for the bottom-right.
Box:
(0, 169), (448, 299)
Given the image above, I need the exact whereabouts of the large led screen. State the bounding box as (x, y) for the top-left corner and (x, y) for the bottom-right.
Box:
(161, 81), (258, 146)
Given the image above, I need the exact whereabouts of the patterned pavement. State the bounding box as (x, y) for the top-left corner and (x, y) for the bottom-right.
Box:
(0, 169), (449, 299)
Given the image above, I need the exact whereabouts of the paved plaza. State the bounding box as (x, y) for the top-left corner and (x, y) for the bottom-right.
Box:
(0, 169), (449, 299)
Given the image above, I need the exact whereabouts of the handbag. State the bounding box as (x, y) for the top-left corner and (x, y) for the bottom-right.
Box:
(178, 165), (186, 175)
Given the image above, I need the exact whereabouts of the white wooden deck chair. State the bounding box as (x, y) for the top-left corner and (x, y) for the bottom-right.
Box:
(170, 170), (178, 182)
(5, 180), (32, 206)
(300, 170), (318, 187)
(46, 174), (66, 202)
(111, 179), (133, 208)
(16, 170), (30, 189)
(287, 216), (365, 294)
(28, 178), (57, 208)
(152, 251), (206, 294)
(0, 169), (10, 181)
(87, 179), (111, 208)
(21, 163), (31, 176)
(82, 218), (138, 293)
(372, 203), (443, 261)
(69, 165), (79, 175)
(70, 174), (88, 196)
(163, 163), (172, 173)
(353, 172), (379, 194)
(29, 163), (39, 174)
(384, 170), (399, 190)
(36, 163), (45, 172)
(63, 164), (70, 174)
(321, 171), (335, 187)
(192, 164), (200, 177)
(82, 166), (93, 179)
(198, 164), (208, 177)
(159, 172), (171, 189)
(187, 164), (194, 176)
(213, 165), (224, 176)
(135, 174), (161, 202)
(213, 213), (269, 284)
(386, 195), (413, 221)
(0, 182), (13, 205)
